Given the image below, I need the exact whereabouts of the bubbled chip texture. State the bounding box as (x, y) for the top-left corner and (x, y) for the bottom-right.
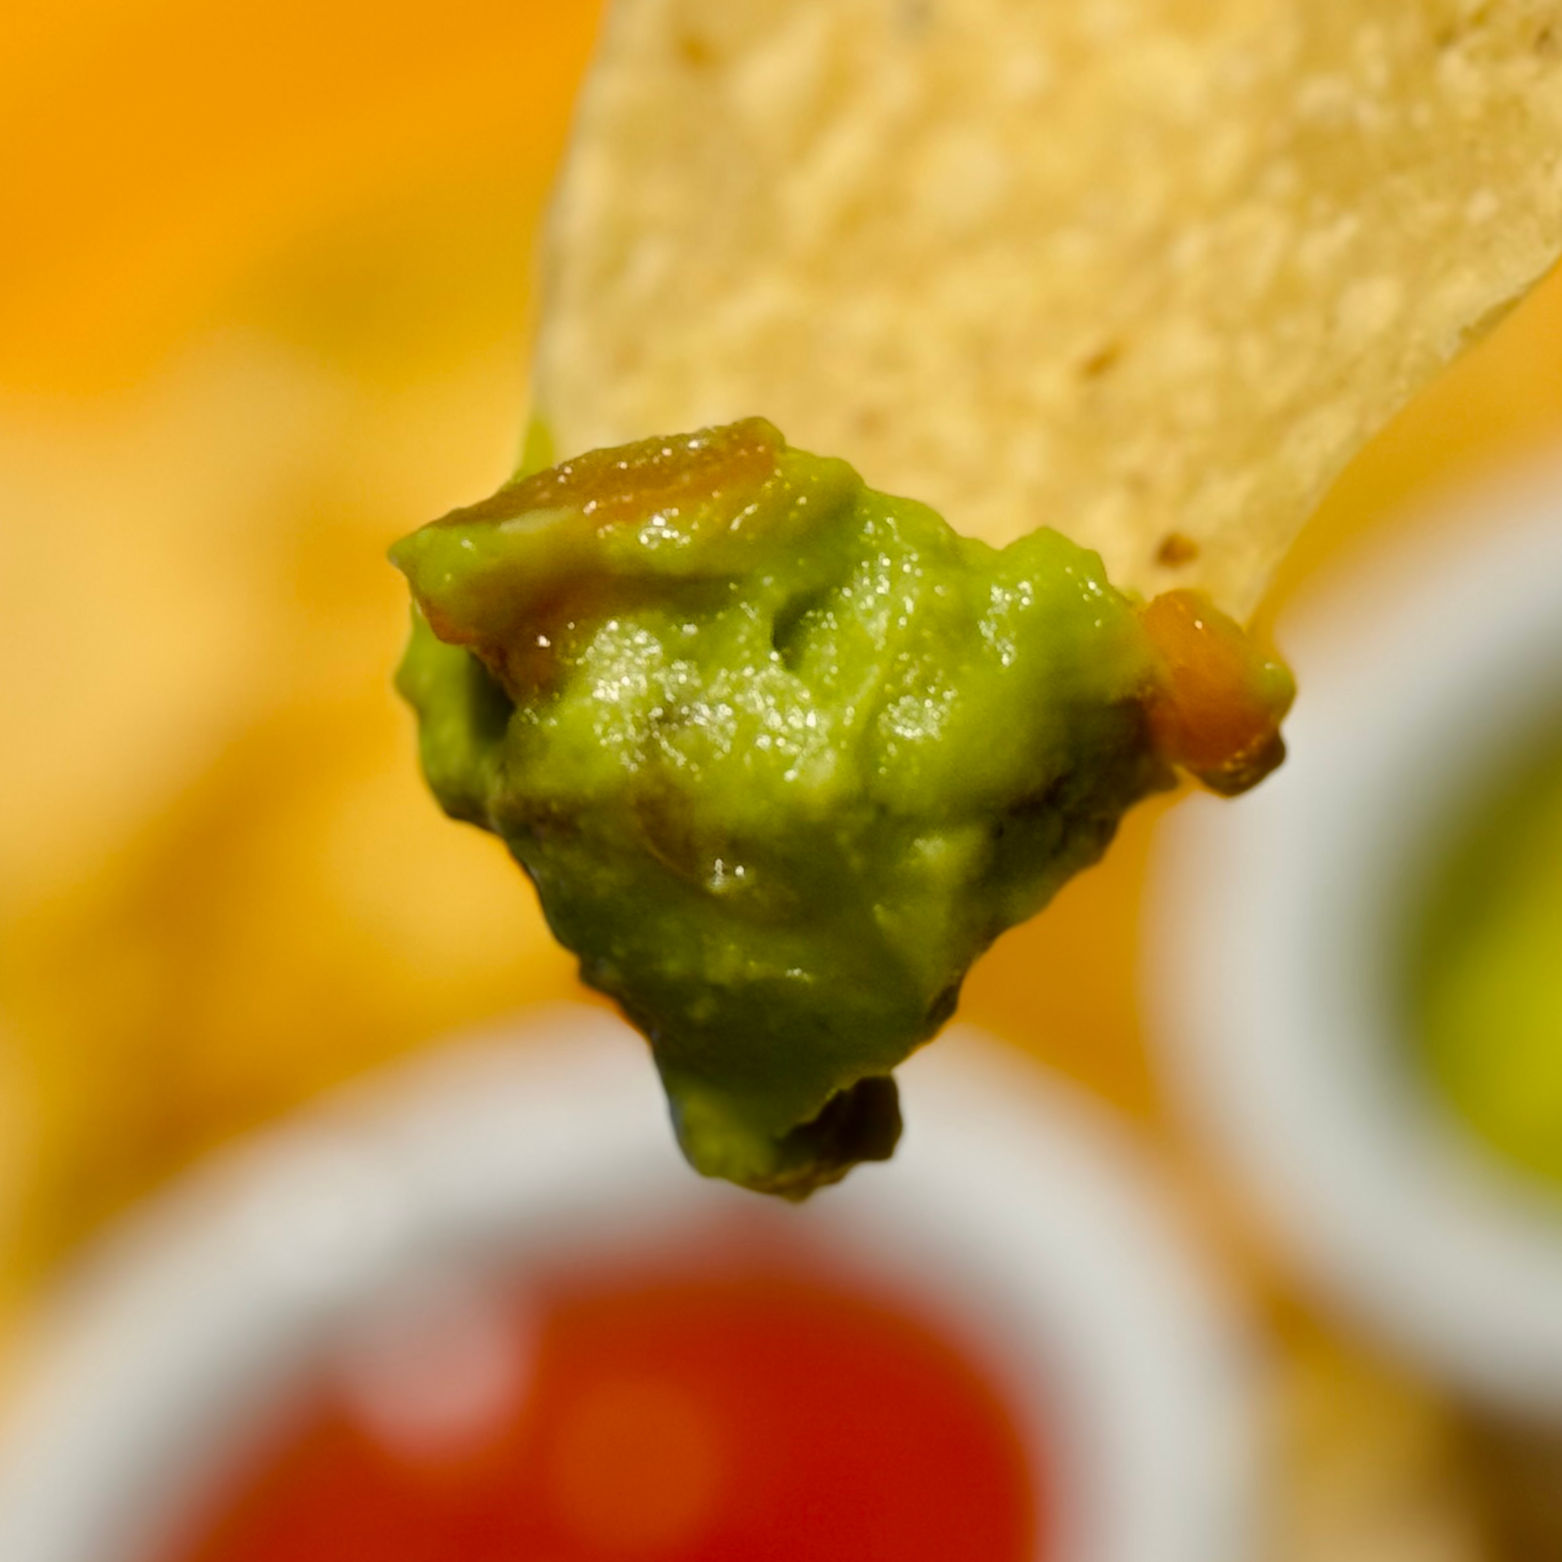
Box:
(536, 0), (1562, 614)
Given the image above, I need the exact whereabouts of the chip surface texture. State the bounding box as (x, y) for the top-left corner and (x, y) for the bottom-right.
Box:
(537, 0), (1562, 613)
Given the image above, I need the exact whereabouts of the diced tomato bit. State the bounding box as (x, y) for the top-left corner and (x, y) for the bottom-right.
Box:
(502, 417), (783, 534)
(1139, 589), (1293, 796)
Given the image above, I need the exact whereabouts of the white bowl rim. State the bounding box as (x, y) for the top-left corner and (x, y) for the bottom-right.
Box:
(0, 1008), (1255, 1562)
(1145, 455), (1562, 1415)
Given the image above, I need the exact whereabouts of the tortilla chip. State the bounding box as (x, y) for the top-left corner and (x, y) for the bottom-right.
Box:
(534, 0), (1562, 614)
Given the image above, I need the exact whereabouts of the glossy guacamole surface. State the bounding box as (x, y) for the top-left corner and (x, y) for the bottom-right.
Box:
(1409, 725), (1562, 1192)
(392, 419), (1289, 1196)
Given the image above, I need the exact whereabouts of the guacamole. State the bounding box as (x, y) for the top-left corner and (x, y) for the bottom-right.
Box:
(1408, 725), (1562, 1192)
(392, 419), (1291, 1196)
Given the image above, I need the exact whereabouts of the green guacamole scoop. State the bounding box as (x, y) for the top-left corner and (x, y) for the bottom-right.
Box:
(391, 418), (1289, 1196)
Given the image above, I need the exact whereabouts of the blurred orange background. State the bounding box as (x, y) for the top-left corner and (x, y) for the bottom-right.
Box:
(6, 4), (1562, 1540)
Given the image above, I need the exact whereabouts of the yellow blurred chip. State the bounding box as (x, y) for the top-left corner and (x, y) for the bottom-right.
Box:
(535, 0), (1562, 613)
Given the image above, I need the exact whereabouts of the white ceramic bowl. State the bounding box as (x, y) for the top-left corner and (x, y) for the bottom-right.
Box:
(0, 1008), (1253, 1562)
(1146, 459), (1562, 1416)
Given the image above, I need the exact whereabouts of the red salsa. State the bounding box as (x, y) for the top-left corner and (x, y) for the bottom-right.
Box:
(170, 1244), (1043, 1562)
